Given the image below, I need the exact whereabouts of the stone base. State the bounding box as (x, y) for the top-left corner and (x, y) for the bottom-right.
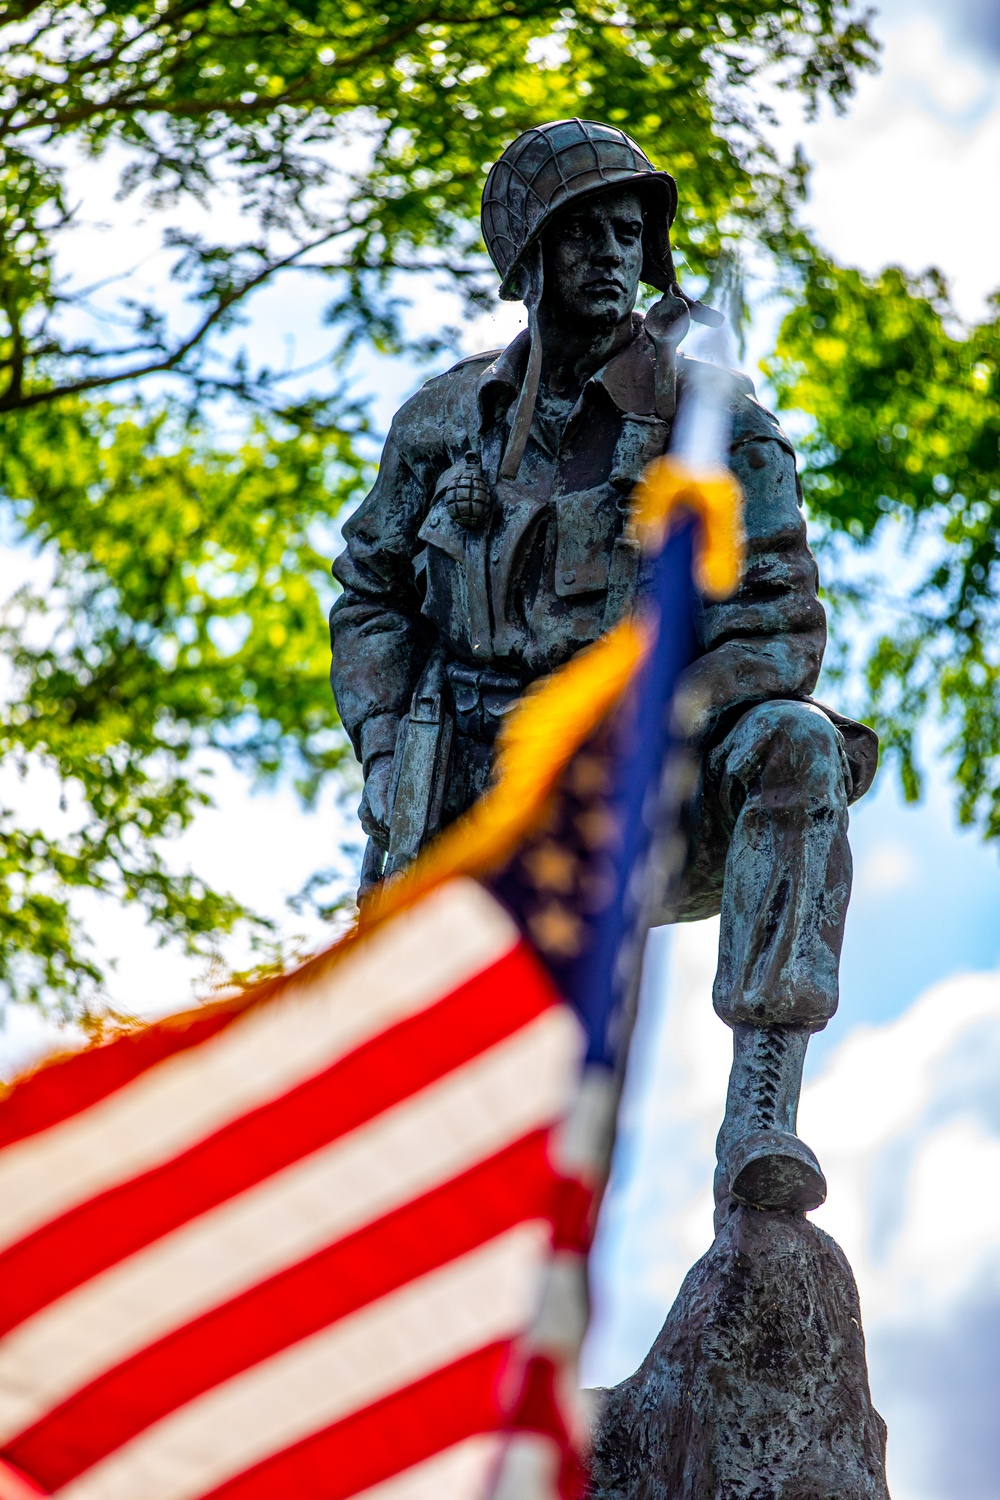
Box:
(590, 1207), (890, 1499)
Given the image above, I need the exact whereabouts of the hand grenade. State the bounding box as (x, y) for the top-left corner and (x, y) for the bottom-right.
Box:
(443, 452), (491, 530)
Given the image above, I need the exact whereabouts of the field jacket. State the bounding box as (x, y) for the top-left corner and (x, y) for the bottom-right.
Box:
(330, 314), (877, 798)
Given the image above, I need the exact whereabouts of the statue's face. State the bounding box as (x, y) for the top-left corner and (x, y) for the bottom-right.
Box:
(540, 185), (645, 330)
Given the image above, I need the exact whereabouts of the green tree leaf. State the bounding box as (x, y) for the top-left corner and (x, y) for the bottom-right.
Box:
(0, 399), (364, 1009)
(767, 257), (1000, 838)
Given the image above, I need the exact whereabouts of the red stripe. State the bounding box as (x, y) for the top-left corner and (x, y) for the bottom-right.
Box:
(0, 944), (558, 1336)
(510, 1355), (587, 1500)
(202, 1343), (514, 1500)
(0, 1009), (236, 1150)
(0, 931), (386, 1151)
(6, 1133), (557, 1490)
(551, 1176), (597, 1255)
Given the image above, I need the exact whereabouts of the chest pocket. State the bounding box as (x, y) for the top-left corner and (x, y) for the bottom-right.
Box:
(609, 413), (671, 491)
(552, 416), (669, 599)
(553, 485), (617, 597)
(417, 467), (492, 656)
(416, 463), (474, 564)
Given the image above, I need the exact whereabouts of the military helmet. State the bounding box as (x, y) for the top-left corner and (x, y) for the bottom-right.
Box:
(481, 118), (678, 301)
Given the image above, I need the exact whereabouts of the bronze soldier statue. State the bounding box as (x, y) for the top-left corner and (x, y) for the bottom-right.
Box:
(330, 119), (877, 1228)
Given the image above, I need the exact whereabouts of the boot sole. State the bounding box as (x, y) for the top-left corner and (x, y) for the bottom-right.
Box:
(728, 1130), (827, 1213)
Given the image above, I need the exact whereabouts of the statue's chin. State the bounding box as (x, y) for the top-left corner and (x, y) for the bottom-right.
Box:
(568, 294), (634, 332)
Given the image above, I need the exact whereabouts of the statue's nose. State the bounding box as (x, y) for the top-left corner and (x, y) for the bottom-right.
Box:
(593, 223), (623, 264)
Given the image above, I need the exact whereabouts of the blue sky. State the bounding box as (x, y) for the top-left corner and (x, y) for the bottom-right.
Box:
(838, 767), (1000, 1044)
(1, 5), (999, 1495)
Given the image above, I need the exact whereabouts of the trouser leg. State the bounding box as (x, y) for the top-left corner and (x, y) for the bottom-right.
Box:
(710, 700), (853, 1221)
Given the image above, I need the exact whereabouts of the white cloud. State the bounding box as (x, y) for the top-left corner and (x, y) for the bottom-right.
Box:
(801, 969), (1000, 1496)
(583, 921), (727, 1387)
(777, 13), (1000, 322)
(855, 837), (921, 896)
(586, 927), (1000, 1500)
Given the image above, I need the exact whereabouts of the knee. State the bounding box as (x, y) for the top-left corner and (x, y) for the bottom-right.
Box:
(722, 700), (849, 809)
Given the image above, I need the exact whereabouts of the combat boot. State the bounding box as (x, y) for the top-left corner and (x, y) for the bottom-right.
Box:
(714, 1024), (826, 1231)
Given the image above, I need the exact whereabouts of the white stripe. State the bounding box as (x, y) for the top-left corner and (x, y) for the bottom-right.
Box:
(0, 1008), (582, 1442)
(54, 1226), (548, 1500)
(351, 1438), (500, 1500)
(0, 1460), (43, 1500)
(549, 1065), (618, 1180)
(524, 1249), (589, 1358)
(0, 880), (517, 1253)
(489, 1435), (561, 1500)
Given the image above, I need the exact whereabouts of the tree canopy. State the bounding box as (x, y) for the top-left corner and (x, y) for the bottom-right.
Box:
(0, 0), (891, 1015)
(0, 0), (878, 413)
(768, 259), (1000, 838)
(0, 399), (360, 1009)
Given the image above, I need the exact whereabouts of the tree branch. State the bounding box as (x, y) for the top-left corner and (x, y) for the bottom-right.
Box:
(0, 226), (350, 412)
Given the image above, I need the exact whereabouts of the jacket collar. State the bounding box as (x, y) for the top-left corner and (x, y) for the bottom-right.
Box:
(477, 312), (658, 423)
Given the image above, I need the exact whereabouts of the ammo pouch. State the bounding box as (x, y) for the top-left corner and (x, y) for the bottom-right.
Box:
(445, 661), (524, 743)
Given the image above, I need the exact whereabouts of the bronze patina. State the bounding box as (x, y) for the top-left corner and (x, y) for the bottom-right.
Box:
(329, 117), (878, 1226)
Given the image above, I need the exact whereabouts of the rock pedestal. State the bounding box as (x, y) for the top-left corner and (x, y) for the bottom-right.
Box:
(590, 1207), (890, 1500)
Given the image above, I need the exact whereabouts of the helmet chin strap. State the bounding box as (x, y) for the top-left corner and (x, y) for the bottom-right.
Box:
(499, 246), (544, 482)
(645, 286), (691, 422)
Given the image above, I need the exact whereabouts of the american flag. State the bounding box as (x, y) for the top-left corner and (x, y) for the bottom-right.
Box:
(0, 462), (740, 1500)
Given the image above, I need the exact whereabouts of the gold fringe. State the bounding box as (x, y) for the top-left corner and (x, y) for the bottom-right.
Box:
(632, 455), (745, 598)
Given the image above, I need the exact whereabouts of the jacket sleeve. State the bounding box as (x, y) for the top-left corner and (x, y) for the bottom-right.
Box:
(677, 401), (827, 748)
(329, 404), (437, 775)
